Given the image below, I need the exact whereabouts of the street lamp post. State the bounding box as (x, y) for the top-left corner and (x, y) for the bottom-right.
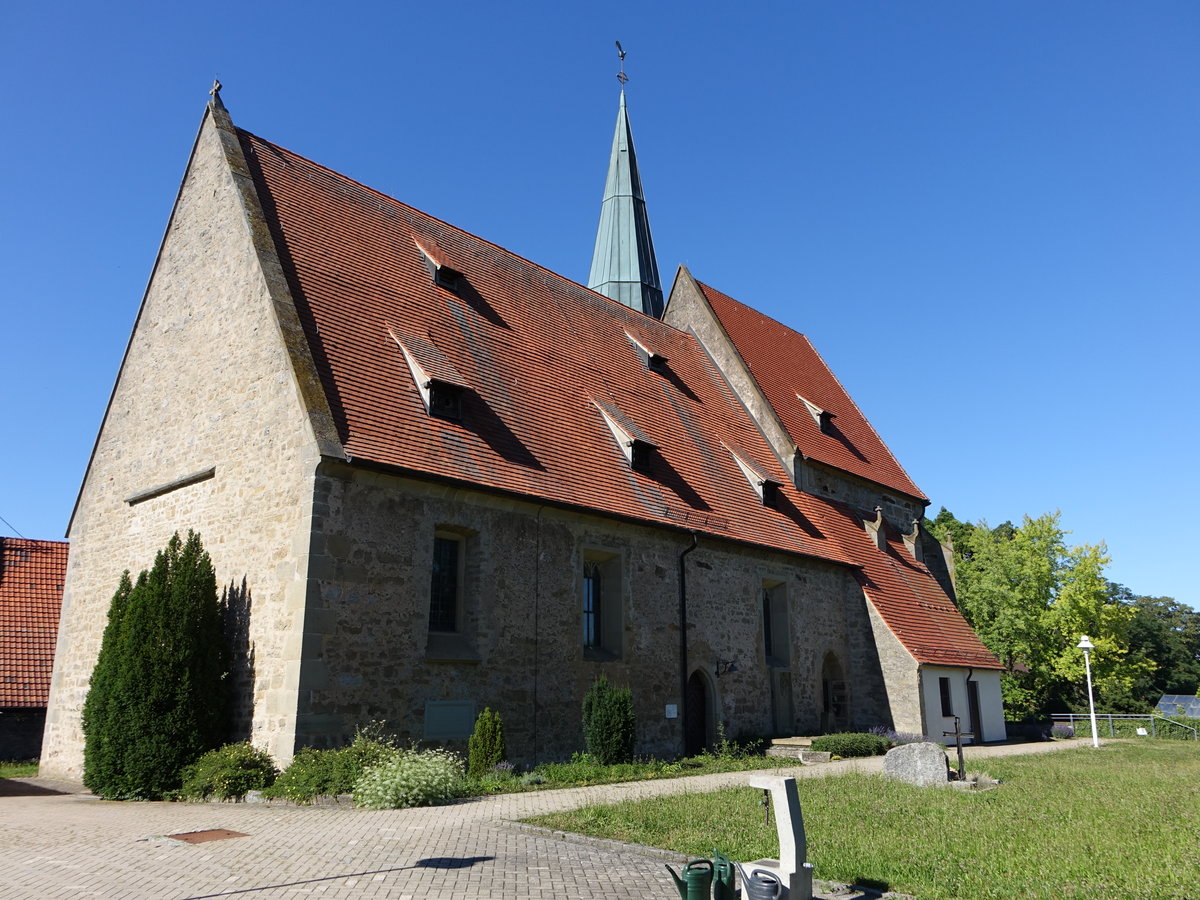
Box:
(1077, 636), (1099, 748)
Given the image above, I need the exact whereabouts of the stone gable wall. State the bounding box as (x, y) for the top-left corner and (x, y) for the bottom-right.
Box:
(863, 601), (923, 735)
(40, 112), (320, 780)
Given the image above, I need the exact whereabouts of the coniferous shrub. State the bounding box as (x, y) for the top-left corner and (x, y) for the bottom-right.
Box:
(467, 707), (506, 778)
(81, 531), (229, 799)
(81, 572), (134, 797)
(178, 743), (278, 801)
(581, 675), (636, 764)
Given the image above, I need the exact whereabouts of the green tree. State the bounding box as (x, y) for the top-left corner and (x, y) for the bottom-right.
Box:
(1045, 544), (1151, 713)
(81, 531), (228, 799)
(1118, 590), (1200, 706)
(954, 513), (1064, 717)
(947, 511), (1157, 719)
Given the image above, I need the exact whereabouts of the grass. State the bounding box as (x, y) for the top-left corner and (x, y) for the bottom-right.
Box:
(0, 759), (39, 778)
(525, 741), (1200, 900)
(467, 749), (802, 795)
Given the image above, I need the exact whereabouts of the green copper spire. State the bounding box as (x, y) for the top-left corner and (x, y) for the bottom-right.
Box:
(587, 89), (664, 318)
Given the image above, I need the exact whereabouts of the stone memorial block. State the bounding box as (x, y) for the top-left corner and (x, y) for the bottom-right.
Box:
(882, 741), (950, 787)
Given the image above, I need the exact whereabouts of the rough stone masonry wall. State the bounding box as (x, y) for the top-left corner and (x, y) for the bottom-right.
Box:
(40, 112), (321, 780)
(864, 601), (923, 735)
(293, 462), (892, 763)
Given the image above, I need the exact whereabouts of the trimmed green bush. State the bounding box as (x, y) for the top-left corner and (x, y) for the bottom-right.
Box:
(179, 743), (278, 801)
(467, 707), (506, 778)
(353, 748), (465, 809)
(581, 675), (636, 764)
(263, 730), (398, 804)
(809, 732), (890, 758)
(81, 532), (228, 800)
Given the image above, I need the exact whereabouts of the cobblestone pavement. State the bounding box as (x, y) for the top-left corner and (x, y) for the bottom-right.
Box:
(0, 741), (1082, 899)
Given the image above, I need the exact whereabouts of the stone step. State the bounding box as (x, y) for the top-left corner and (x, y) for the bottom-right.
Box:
(765, 740), (831, 765)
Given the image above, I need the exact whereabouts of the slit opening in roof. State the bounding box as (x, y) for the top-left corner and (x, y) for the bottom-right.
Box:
(414, 238), (464, 294)
(624, 330), (670, 374)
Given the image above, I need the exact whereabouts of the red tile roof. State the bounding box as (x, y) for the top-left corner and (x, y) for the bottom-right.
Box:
(0, 537), (67, 707)
(816, 509), (1001, 669)
(239, 129), (854, 567)
(696, 282), (927, 502)
(236, 124), (997, 670)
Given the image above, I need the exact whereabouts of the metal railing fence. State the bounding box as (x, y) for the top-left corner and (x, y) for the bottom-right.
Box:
(1051, 712), (1199, 741)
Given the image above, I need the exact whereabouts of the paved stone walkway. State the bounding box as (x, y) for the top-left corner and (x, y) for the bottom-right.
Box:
(0, 741), (1083, 899)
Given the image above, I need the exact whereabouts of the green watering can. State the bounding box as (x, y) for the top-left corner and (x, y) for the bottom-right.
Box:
(665, 859), (713, 900)
(711, 850), (736, 900)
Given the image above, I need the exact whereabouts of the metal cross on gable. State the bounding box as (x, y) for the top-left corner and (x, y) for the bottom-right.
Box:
(943, 715), (974, 780)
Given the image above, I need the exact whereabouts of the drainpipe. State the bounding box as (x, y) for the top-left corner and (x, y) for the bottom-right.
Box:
(679, 532), (698, 754)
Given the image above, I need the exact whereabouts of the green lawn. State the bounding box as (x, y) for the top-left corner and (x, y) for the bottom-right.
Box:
(525, 741), (1200, 900)
(0, 760), (39, 778)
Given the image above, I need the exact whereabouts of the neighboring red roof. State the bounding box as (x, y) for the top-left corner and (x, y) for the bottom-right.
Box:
(239, 129), (855, 567)
(0, 537), (67, 707)
(697, 282), (927, 502)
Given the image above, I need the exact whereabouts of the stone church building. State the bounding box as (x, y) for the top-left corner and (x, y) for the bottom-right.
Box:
(41, 89), (1003, 779)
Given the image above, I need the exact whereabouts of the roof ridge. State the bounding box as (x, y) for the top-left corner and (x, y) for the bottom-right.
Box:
(237, 128), (678, 328)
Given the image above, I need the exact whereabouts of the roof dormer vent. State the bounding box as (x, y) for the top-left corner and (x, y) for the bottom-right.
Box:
(414, 238), (464, 294)
(624, 331), (670, 374)
(725, 443), (782, 508)
(797, 394), (833, 434)
(594, 399), (656, 473)
(392, 329), (469, 421)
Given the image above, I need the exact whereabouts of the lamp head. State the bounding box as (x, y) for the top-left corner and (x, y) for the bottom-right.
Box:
(1077, 636), (1094, 651)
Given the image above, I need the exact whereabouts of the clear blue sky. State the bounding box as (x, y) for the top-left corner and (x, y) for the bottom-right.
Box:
(2, 2), (1196, 608)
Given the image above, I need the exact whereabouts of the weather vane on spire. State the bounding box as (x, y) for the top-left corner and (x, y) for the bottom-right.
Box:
(615, 40), (628, 86)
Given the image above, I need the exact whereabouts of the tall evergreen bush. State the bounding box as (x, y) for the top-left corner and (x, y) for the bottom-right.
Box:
(581, 675), (635, 764)
(81, 531), (228, 799)
(467, 707), (506, 778)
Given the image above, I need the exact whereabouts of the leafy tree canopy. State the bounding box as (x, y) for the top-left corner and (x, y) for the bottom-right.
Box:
(935, 510), (1171, 719)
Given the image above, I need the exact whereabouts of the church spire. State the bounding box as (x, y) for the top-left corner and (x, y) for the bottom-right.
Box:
(587, 74), (664, 318)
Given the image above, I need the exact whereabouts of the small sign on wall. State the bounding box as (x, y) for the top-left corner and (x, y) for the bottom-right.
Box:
(424, 700), (476, 739)
(665, 704), (678, 719)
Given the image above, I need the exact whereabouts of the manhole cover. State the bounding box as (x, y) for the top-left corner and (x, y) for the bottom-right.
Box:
(167, 829), (249, 844)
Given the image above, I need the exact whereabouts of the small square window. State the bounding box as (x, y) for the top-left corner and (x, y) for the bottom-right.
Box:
(434, 266), (463, 293)
(761, 480), (779, 508)
(629, 440), (653, 473)
(429, 383), (463, 421)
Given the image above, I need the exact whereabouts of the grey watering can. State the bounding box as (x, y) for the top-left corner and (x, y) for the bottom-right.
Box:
(665, 859), (713, 900)
(735, 862), (782, 900)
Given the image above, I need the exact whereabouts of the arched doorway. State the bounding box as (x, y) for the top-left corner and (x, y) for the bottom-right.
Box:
(821, 652), (848, 733)
(685, 670), (711, 756)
